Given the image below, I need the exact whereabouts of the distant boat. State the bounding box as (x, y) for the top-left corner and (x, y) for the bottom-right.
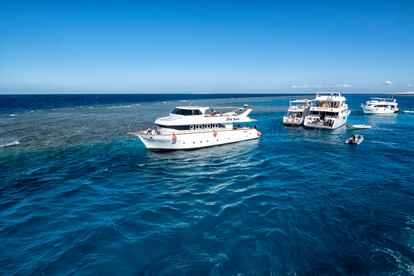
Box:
(128, 105), (261, 150)
(361, 97), (399, 114)
(402, 110), (414, 114)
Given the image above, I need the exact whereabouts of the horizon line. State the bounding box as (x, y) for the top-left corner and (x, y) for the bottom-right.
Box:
(0, 91), (408, 95)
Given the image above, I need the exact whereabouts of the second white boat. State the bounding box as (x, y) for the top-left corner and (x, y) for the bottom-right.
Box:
(304, 92), (351, 129)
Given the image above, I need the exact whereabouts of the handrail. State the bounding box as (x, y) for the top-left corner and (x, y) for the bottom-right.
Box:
(129, 127), (256, 136)
(316, 91), (342, 97)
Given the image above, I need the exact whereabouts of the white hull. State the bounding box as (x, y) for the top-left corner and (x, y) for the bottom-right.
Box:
(131, 128), (261, 150)
(362, 108), (399, 114)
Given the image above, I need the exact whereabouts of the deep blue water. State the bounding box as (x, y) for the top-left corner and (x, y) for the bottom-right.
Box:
(1, 94), (414, 275)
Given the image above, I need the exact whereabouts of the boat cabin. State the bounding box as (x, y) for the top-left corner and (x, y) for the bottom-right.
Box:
(170, 106), (208, 116)
(312, 92), (347, 109)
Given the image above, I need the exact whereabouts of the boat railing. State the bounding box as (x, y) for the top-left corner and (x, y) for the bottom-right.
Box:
(370, 97), (396, 103)
(141, 126), (253, 136)
(316, 91), (342, 97)
(288, 105), (306, 110)
(285, 113), (303, 118)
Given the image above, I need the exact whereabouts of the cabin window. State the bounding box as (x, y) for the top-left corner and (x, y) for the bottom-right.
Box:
(157, 124), (190, 130)
(171, 108), (202, 116)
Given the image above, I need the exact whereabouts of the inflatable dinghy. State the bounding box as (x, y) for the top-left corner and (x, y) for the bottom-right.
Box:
(345, 135), (364, 145)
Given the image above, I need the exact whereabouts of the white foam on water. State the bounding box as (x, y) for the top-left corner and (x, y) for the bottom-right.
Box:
(0, 140), (20, 148)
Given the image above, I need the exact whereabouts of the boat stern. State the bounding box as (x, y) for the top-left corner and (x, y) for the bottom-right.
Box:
(283, 116), (303, 126)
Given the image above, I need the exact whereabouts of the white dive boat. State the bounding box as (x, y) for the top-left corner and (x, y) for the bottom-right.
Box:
(304, 92), (351, 129)
(361, 97), (399, 114)
(283, 99), (311, 126)
(128, 105), (261, 150)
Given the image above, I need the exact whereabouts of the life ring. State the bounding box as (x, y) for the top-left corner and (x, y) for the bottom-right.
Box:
(213, 130), (217, 137)
(172, 134), (177, 142)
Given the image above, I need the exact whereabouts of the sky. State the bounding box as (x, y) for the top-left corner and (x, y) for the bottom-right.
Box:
(0, 0), (413, 94)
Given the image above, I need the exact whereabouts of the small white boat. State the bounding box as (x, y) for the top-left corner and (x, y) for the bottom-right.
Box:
(345, 135), (364, 145)
(361, 97), (399, 114)
(402, 110), (414, 114)
(128, 105), (261, 150)
(346, 124), (372, 129)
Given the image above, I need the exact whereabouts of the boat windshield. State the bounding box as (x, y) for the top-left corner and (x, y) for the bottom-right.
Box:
(171, 108), (202, 116)
(315, 101), (342, 108)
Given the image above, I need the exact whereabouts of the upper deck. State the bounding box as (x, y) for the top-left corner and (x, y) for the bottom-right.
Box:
(314, 92), (346, 102)
(287, 99), (312, 112)
(155, 105), (255, 127)
(366, 97), (397, 105)
(309, 92), (348, 113)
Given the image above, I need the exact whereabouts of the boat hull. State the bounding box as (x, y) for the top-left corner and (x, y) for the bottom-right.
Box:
(361, 104), (398, 114)
(362, 109), (399, 114)
(130, 128), (261, 150)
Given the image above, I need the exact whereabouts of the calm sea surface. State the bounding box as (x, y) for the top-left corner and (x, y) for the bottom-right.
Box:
(1, 94), (413, 274)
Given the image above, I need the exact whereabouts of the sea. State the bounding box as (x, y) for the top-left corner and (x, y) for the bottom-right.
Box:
(1, 94), (413, 275)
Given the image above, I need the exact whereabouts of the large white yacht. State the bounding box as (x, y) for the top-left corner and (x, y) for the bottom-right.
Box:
(128, 105), (261, 150)
(304, 92), (351, 129)
(361, 97), (399, 114)
(283, 99), (311, 126)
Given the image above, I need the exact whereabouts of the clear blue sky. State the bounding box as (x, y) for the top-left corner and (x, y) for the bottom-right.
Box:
(0, 0), (413, 93)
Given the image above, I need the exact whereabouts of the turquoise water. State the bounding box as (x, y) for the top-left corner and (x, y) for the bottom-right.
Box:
(1, 94), (414, 274)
